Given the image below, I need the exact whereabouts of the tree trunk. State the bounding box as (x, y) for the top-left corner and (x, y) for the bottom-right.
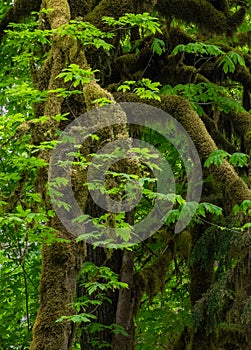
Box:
(78, 245), (122, 349)
(112, 250), (135, 350)
(30, 222), (85, 350)
(27, 0), (140, 348)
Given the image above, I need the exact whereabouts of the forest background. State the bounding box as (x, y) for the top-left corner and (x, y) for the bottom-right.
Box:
(1, 0), (251, 349)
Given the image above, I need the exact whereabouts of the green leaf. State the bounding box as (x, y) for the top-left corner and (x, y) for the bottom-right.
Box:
(172, 42), (224, 57)
(242, 223), (251, 230)
(233, 204), (240, 215)
(218, 52), (245, 74)
(197, 202), (222, 216)
(240, 200), (251, 213)
(112, 324), (129, 336)
(56, 313), (96, 324)
(117, 80), (136, 92)
(229, 152), (249, 167)
(204, 150), (230, 167)
(164, 209), (180, 224)
(151, 38), (165, 55)
(116, 227), (131, 241)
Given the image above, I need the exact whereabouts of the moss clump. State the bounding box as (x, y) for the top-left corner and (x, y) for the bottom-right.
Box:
(46, 0), (71, 28)
(85, 0), (135, 28)
(83, 81), (114, 110)
(85, 0), (156, 29)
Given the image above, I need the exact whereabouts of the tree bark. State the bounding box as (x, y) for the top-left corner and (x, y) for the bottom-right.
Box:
(79, 245), (122, 350)
(30, 223), (85, 350)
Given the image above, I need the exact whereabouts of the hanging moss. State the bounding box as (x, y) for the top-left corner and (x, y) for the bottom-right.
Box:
(176, 230), (192, 261)
(85, 0), (135, 27)
(134, 252), (172, 306)
(157, 0), (245, 37)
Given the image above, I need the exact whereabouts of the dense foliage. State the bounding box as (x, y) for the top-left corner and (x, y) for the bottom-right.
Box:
(0, 0), (251, 349)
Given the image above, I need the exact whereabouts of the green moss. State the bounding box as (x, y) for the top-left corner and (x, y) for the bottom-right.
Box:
(176, 230), (192, 261)
(83, 81), (114, 109)
(46, 0), (71, 28)
(85, 0), (135, 28)
(30, 231), (85, 350)
(85, 0), (156, 28)
(168, 27), (195, 51)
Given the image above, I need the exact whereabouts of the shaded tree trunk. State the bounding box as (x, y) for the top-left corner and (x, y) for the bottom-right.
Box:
(188, 224), (215, 350)
(78, 245), (123, 350)
(30, 224), (85, 350)
(112, 212), (135, 350)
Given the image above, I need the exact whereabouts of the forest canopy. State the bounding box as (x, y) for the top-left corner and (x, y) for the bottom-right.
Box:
(0, 0), (251, 349)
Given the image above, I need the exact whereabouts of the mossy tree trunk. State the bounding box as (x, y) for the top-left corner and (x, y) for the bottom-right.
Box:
(28, 1), (139, 349)
(2, 0), (251, 349)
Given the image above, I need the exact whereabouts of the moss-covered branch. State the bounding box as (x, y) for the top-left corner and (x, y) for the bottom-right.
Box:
(230, 110), (251, 152)
(85, 0), (156, 27)
(114, 92), (251, 205)
(156, 0), (246, 36)
(157, 0), (227, 34)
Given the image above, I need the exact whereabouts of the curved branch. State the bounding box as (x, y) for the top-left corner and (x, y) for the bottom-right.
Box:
(114, 92), (251, 205)
(85, 0), (156, 27)
(157, 0), (227, 34)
